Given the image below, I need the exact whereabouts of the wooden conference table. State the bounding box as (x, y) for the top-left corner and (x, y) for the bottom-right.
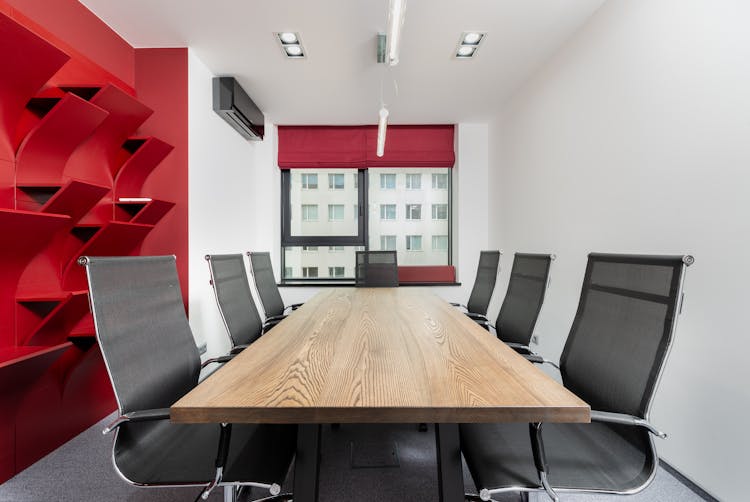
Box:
(171, 287), (589, 501)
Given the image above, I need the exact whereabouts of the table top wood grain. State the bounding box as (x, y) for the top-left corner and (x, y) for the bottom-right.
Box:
(171, 288), (589, 424)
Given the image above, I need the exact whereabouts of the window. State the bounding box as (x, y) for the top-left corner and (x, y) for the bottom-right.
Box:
(432, 235), (449, 251)
(380, 173), (396, 189)
(329, 246), (344, 252)
(432, 173), (448, 189)
(432, 204), (448, 220)
(405, 204), (422, 220)
(302, 204), (318, 221)
(406, 235), (422, 251)
(284, 267), (293, 278)
(353, 204), (358, 220)
(302, 267), (318, 278)
(328, 173), (344, 189)
(301, 173), (318, 189)
(380, 204), (396, 220)
(328, 266), (345, 278)
(353, 173), (358, 188)
(328, 204), (344, 221)
(405, 173), (421, 189)
(380, 235), (397, 251)
(302, 246), (318, 251)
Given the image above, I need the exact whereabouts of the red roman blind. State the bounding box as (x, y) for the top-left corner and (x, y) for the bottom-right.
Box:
(278, 125), (454, 169)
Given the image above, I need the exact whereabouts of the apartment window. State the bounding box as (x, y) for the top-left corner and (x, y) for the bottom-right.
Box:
(432, 173), (448, 189)
(405, 204), (422, 220)
(302, 204), (318, 221)
(405, 173), (421, 189)
(302, 267), (318, 278)
(328, 204), (344, 221)
(380, 235), (397, 251)
(302, 246), (318, 252)
(353, 204), (359, 220)
(329, 246), (345, 252)
(380, 173), (396, 189)
(432, 204), (448, 220)
(328, 173), (345, 189)
(301, 173), (318, 189)
(406, 235), (422, 251)
(284, 267), (293, 278)
(432, 235), (449, 251)
(328, 266), (345, 278)
(353, 173), (358, 188)
(380, 204), (396, 220)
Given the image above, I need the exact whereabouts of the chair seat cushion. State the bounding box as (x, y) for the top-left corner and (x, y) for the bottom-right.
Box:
(114, 420), (296, 486)
(459, 421), (655, 494)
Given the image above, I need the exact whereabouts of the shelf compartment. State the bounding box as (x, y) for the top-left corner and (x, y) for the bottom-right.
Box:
(114, 137), (173, 195)
(64, 84), (153, 183)
(18, 291), (89, 346)
(61, 221), (155, 290)
(39, 180), (110, 222)
(115, 199), (175, 225)
(0, 209), (71, 263)
(15, 93), (109, 185)
(0, 13), (70, 161)
(15, 185), (60, 212)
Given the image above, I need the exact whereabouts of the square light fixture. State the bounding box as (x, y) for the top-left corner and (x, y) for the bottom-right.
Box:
(455, 31), (486, 59)
(275, 32), (306, 59)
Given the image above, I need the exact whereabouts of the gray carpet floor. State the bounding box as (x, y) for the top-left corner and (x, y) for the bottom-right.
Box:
(0, 413), (705, 502)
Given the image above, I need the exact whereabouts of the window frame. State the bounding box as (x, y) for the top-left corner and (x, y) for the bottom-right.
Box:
(328, 173), (345, 190)
(405, 204), (422, 220)
(301, 173), (318, 190)
(281, 168), (453, 283)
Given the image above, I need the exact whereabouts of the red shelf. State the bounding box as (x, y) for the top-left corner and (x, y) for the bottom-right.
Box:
(64, 84), (153, 183)
(69, 313), (94, 337)
(114, 137), (173, 195)
(0, 209), (70, 263)
(0, 14), (70, 161)
(15, 93), (109, 185)
(0, 343), (72, 393)
(40, 180), (110, 221)
(18, 291), (89, 346)
(61, 221), (155, 290)
(116, 199), (175, 225)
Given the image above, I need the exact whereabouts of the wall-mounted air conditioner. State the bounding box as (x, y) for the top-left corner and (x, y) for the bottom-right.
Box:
(212, 77), (264, 140)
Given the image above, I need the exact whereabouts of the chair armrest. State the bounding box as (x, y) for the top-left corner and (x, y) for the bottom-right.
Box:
(265, 314), (287, 323)
(262, 318), (282, 333)
(229, 345), (248, 354)
(201, 355), (235, 368)
(591, 410), (667, 438)
(474, 319), (496, 331)
(523, 354), (559, 369)
(449, 302), (468, 311)
(285, 303), (304, 311)
(102, 408), (171, 434)
(465, 312), (489, 322)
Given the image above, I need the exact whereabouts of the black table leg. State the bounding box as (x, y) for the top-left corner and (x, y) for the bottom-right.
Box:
(293, 424), (321, 502)
(435, 423), (464, 502)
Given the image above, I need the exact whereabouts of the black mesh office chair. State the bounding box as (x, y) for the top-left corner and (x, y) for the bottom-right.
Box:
(474, 253), (553, 356)
(461, 253), (693, 502)
(451, 250), (501, 321)
(206, 254), (276, 355)
(247, 251), (303, 323)
(80, 255), (296, 501)
(355, 250), (399, 287)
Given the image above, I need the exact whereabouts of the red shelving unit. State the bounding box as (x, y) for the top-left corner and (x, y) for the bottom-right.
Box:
(15, 93), (109, 184)
(39, 179), (110, 222)
(0, 14), (70, 161)
(114, 137), (173, 196)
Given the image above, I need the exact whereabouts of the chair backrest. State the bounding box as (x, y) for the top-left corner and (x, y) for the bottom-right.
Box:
(247, 251), (286, 318)
(205, 254), (264, 347)
(355, 251), (399, 287)
(81, 255), (200, 414)
(496, 253), (552, 346)
(560, 253), (692, 418)
(466, 250), (501, 315)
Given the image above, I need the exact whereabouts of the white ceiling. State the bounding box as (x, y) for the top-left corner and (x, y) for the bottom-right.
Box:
(80, 0), (605, 124)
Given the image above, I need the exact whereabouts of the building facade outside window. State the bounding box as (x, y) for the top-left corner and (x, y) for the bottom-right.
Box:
(432, 235), (449, 250)
(301, 173), (318, 189)
(328, 204), (344, 221)
(380, 204), (396, 220)
(301, 204), (318, 221)
(405, 204), (422, 220)
(380, 235), (397, 251)
(406, 235), (422, 251)
(380, 173), (396, 189)
(432, 173), (448, 189)
(328, 266), (345, 278)
(432, 203), (448, 220)
(328, 173), (345, 189)
(405, 173), (421, 189)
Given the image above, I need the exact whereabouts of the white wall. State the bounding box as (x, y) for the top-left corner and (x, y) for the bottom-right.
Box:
(490, 1), (750, 499)
(187, 49), (276, 358)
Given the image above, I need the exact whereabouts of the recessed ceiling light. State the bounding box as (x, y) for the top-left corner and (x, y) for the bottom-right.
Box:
(274, 32), (306, 59)
(278, 32), (298, 44)
(456, 46), (475, 57)
(455, 31), (486, 59)
(462, 32), (483, 45)
(285, 46), (303, 57)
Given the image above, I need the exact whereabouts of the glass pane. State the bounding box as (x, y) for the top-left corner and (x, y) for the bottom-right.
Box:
(368, 168), (450, 266)
(289, 169), (359, 236)
(283, 246), (364, 279)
